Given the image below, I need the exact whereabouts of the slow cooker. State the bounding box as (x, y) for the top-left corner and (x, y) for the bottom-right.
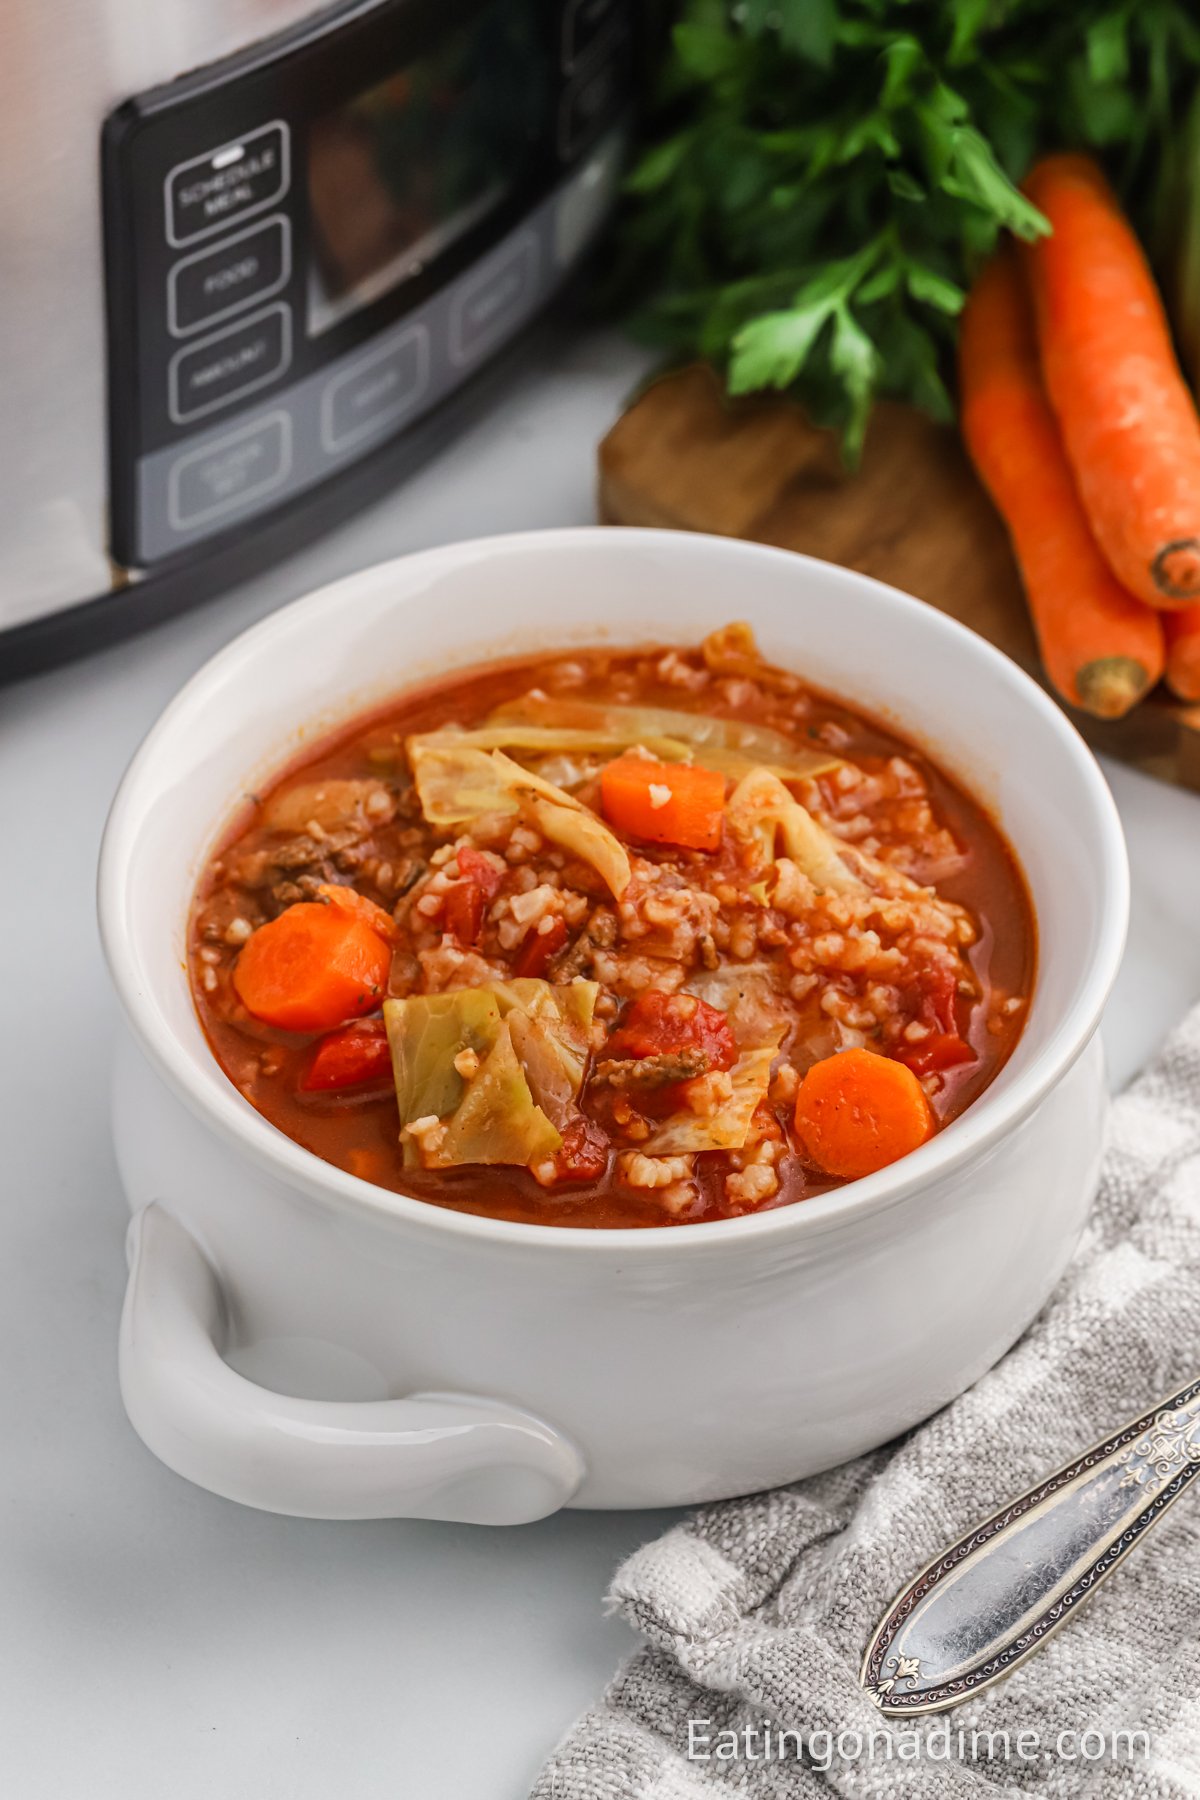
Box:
(1, 0), (629, 678)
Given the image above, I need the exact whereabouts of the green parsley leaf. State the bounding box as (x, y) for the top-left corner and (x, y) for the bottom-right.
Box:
(904, 264), (966, 315)
(829, 305), (881, 463)
(729, 302), (837, 393)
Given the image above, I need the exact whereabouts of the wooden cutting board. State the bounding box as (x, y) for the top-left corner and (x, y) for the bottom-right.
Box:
(598, 363), (1200, 792)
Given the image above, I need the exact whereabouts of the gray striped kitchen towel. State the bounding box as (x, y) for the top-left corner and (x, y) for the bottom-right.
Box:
(533, 1009), (1200, 1798)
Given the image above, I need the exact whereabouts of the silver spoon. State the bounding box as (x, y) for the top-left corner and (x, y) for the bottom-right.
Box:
(861, 1373), (1200, 1714)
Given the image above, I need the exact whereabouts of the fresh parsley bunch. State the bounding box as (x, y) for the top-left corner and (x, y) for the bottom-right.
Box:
(616, 0), (1200, 458)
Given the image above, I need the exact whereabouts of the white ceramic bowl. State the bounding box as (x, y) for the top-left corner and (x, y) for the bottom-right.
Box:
(99, 528), (1127, 1524)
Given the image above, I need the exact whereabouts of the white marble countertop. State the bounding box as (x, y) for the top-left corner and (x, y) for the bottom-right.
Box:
(4, 326), (1199, 1800)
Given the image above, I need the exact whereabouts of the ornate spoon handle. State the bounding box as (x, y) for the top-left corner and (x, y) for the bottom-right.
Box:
(861, 1374), (1200, 1714)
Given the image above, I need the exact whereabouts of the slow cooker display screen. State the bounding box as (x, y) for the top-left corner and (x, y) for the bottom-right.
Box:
(306, 0), (547, 333)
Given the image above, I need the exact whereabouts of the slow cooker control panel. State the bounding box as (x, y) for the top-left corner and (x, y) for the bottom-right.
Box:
(103, 0), (630, 571)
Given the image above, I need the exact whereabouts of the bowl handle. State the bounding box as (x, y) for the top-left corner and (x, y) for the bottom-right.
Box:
(119, 1204), (585, 1524)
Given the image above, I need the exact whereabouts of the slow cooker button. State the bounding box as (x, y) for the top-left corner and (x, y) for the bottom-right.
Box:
(449, 234), (540, 368)
(166, 122), (290, 247)
(167, 412), (292, 530)
(321, 326), (430, 454)
(168, 217), (291, 338)
(168, 305), (292, 425)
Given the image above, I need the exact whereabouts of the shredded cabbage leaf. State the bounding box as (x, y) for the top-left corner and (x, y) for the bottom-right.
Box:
(492, 976), (595, 1072)
(727, 768), (865, 893)
(407, 739), (632, 897)
(385, 988), (501, 1137)
(262, 777), (391, 834)
(485, 692), (840, 784)
(684, 963), (791, 1050)
(643, 1025), (785, 1155)
(701, 622), (760, 678)
(439, 1021), (563, 1168)
(384, 979), (599, 1169)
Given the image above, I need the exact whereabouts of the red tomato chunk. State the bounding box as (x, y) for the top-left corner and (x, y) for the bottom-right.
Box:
(300, 1019), (393, 1092)
(443, 846), (503, 945)
(606, 991), (737, 1073)
(514, 915), (569, 978)
(550, 1116), (610, 1184)
(892, 964), (976, 1077)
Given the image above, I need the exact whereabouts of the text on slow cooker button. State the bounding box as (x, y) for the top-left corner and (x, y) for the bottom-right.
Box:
(165, 123), (290, 247)
(168, 305), (292, 424)
(167, 412), (292, 530)
(168, 217), (291, 337)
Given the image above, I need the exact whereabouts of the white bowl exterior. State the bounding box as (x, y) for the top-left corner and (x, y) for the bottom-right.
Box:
(100, 529), (1127, 1510)
(113, 1026), (1106, 1505)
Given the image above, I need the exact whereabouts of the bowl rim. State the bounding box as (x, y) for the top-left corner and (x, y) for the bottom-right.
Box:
(98, 526), (1129, 1256)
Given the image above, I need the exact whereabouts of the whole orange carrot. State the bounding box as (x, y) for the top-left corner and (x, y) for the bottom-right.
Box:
(959, 247), (1164, 718)
(1164, 607), (1200, 701)
(1022, 154), (1200, 608)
